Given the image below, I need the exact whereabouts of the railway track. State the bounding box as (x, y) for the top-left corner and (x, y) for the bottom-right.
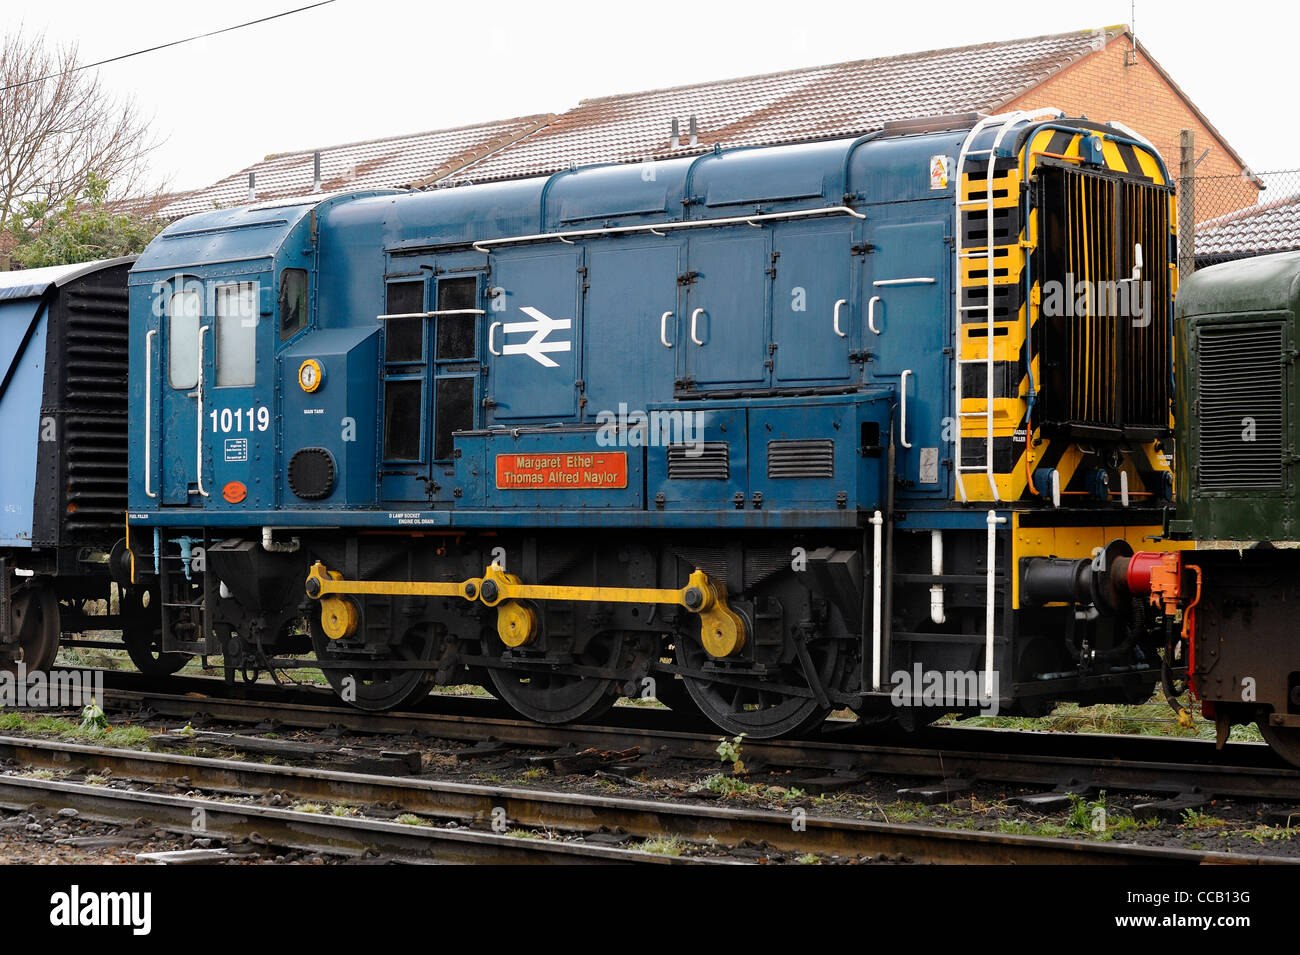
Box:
(0, 734), (1291, 865)
(91, 669), (1300, 805)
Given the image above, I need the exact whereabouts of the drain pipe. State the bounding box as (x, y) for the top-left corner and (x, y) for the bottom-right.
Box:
(984, 510), (1007, 701)
(929, 530), (945, 624)
(870, 510), (884, 691)
(261, 527), (300, 553)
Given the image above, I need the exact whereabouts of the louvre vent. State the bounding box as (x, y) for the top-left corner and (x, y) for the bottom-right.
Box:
(1196, 324), (1285, 491)
(768, 439), (834, 479)
(61, 284), (129, 541)
(667, 442), (729, 480)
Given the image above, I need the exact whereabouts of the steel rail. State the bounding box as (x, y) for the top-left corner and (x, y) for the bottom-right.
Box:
(82, 669), (1300, 801)
(0, 735), (1288, 866)
(0, 770), (710, 865)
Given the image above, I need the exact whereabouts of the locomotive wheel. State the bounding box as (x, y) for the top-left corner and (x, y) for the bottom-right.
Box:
(6, 581), (60, 672)
(309, 613), (439, 712)
(676, 632), (845, 739)
(484, 629), (641, 724)
(121, 586), (190, 676)
(1258, 720), (1300, 768)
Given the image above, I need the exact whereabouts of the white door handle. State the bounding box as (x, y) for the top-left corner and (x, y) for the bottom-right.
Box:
(195, 325), (210, 498)
(660, 311), (674, 348)
(144, 329), (157, 499)
(488, 321), (501, 356)
(900, 369), (913, 449)
(833, 299), (847, 338)
(690, 308), (705, 346)
(868, 295), (882, 335)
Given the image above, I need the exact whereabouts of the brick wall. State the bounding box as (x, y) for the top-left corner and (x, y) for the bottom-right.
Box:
(1005, 32), (1256, 222)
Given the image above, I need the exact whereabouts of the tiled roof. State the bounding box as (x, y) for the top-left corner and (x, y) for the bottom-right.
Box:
(157, 114), (552, 219)
(1196, 193), (1300, 257)
(453, 28), (1119, 183)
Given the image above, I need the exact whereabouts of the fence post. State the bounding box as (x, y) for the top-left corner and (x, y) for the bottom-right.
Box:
(1178, 129), (1196, 277)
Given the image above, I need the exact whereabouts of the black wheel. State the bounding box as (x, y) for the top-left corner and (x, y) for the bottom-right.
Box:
(484, 629), (641, 724)
(676, 629), (846, 739)
(1258, 719), (1300, 768)
(7, 580), (60, 671)
(121, 586), (190, 676)
(309, 609), (439, 711)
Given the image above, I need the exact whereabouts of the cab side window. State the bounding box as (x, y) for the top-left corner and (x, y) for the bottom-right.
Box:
(382, 280), (426, 462)
(278, 268), (308, 341)
(215, 283), (258, 387)
(167, 289), (201, 390)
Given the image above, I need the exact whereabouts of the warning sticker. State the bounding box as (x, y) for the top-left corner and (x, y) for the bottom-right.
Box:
(929, 155), (952, 190)
(496, 452), (627, 490)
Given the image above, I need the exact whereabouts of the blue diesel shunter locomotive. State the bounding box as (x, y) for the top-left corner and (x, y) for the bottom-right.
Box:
(116, 110), (1184, 736)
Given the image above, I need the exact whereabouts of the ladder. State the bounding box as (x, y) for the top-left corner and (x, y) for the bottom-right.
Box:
(952, 109), (1061, 503)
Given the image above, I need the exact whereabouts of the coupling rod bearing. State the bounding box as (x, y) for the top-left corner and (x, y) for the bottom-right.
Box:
(303, 561), (747, 658)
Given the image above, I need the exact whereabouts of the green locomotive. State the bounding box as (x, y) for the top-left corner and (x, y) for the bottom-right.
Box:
(1139, 251), (1300, 763)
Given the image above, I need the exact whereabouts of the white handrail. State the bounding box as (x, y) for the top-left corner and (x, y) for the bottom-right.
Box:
(867, 296), (882, 335)
(144, 329), (157, 500)
(899, 369), (913, 449)
(470, 205), (867, 253)
(952, 108), (1061, 504)
(195, 325), (210, 498)
(870, 509), (884, 691)
(872, 277), (936, 287)
(377, 309), (487, 320)
(832, 299), (847, 338)
(660, 311), (674, 348)
(488, 321), (501, 356)
(690, 308), (705, 346)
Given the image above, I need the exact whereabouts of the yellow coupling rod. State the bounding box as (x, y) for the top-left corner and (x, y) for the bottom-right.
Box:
(303, 561), (746, 658)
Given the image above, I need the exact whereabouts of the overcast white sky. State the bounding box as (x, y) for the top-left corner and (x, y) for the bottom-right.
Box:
(8, 0), (1296, 193)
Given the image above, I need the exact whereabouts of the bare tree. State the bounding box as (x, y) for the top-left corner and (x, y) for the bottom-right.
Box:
(0, 29), (160, 232)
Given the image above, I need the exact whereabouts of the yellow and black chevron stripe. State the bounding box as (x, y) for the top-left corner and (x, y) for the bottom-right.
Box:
(956, 124), (1179, 504)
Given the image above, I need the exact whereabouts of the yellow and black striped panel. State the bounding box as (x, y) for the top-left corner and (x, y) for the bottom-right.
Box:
(955, 124), (1179, 504)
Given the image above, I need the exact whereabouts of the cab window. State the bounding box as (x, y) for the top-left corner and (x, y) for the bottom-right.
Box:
(278, 268), (308, 341)
(215, 283), (258, 387)
(167, 289), (201, 390)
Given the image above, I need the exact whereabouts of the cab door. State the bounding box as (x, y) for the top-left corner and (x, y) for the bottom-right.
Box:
(206, 280), (269, 509)
(157, 276), (271, 508)
(158, 281), (204, 505)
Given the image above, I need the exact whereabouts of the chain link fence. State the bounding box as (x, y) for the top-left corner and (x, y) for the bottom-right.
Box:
(1181, 168), (1300, 271)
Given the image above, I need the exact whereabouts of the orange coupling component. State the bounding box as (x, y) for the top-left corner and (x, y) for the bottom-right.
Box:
(1127, 551), (1184, 616)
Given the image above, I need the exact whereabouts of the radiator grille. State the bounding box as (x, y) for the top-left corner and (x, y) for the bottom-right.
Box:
(60, 284), (129, 540)
(1036, 166), (1172, 434)
(767, 439), (834, 479)
(1196, 323), (1285, 490)
(667, 442), (729, 480)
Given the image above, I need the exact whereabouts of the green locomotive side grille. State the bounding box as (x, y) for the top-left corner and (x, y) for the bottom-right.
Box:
(1196, 323), (1285, 491)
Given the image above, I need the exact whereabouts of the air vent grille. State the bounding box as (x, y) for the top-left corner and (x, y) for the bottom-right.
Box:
(1196, 323), (1285, 491)
(667, 442), (729, 480)
(767, 439), (834, 479)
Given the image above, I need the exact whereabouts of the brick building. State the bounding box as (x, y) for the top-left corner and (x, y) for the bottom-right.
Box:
(159, 26), (1256, 227)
